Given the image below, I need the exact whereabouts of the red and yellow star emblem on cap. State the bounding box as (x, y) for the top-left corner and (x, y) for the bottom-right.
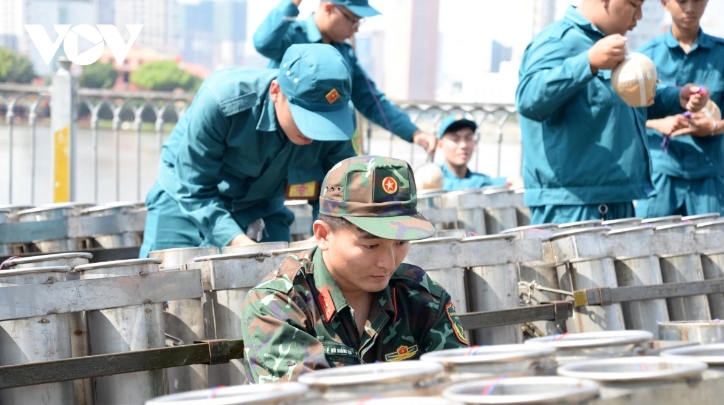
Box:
(326, 88), (340, 104)
(382, 177), (398, 194)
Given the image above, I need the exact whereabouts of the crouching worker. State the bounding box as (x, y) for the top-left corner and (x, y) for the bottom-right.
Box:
(139, 43), (356, 257)
(241, 155), (469, 383)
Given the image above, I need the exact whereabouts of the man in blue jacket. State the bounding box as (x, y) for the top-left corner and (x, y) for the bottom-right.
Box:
(436, 114), (509, 192)
(635, 0), (724, 218)
(516, 0), (709, 225)
(139, 44), (357, 257)
(253, 0), (437, 154)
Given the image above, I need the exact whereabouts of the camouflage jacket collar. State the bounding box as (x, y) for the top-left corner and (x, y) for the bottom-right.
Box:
(310, 248), (396, 329)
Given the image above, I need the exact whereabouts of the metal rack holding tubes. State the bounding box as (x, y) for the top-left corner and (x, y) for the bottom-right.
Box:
(3, 189), (724, 403)
(3, 217), (724, 401)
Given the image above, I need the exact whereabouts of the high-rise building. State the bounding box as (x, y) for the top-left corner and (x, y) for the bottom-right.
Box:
(177, 0), (247, 70)
(115, 0), (178, 57)
(95, 0), (115, 25)
(491, 40), (513, 73)
(382, 0), (439, 101)
(12, 0), (97, 76)
(177, 0), (215, 66)
(0, 0), (23, 51)
(212, 0), (247, 69)
(532, 0), (556, 36)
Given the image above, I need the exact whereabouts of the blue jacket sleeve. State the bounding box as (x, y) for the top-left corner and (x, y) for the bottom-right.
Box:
(647, 84), (684, 119)
(253, 0), (300, 61)
(345, 47), (419, 142)
(172, 88), (243, 247)
(516, 38), (596, 121)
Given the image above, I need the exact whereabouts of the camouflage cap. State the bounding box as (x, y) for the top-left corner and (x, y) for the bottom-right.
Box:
(319, 155), (435, 241)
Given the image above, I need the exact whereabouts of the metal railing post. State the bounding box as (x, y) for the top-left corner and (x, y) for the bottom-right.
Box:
(5, 106), (14, 204)
(51, 57), (77, 202)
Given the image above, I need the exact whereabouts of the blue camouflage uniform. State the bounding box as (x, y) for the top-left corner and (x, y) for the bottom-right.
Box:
(253, 0), (419, 141)
(140, 46), (356, 257)
(516, 6), (686, 225)
(635, 29), (724, 218)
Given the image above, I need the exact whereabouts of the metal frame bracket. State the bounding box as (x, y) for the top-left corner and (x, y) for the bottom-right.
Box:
(552, 301), (572, 321)
(572, 279), (724, 308)
(197, 339), (230, 365)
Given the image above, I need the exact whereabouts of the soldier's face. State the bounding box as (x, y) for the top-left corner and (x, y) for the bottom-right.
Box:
(663, 0), (708, 30)
(599, 0), (644, 35)
(270, 80), (314, 146)
(315, 222), (410, 294)
(439, 127), (477, 168)
(319, 2), (359, 43)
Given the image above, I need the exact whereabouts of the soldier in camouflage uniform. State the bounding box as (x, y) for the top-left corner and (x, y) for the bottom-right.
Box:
(241, 155), (469, 383)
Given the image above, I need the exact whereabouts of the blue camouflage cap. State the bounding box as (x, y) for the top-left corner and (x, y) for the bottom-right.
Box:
(330, 0), (381, 18)
(278, 44), (354, 141)
(437, 114), (478, 139)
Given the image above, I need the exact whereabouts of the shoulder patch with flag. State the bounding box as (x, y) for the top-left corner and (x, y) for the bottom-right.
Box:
(446, 302), (468, 345)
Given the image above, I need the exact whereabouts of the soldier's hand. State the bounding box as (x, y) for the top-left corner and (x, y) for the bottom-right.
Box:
(228, 233), (257, 247)
(292, 0), (302, 6)
(674, 111), (721, 137)
(588, 34), (627, 74)
(651, 115), (691, 137)
(412, 131), (437, 154)
(680, 84), (710, 112)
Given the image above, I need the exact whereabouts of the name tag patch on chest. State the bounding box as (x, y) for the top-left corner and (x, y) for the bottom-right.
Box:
(323, 343), (357, 358)
(384, 344), (418, 362)
(286, 181), (319, 200)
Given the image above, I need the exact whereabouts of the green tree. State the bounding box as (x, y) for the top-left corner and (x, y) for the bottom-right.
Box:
(79, 61), (118, 88)
(0, 48), (36, 83)
(130, 60), (200, 92)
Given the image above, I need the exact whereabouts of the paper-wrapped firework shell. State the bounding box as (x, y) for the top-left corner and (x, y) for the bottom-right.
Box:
(611, 52), (657, 107)
(703, 99), (722, 121)
(414, 163), (445, 191)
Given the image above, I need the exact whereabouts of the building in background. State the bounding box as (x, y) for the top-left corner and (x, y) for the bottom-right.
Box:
(95, 0), (115, 24)
(436, 0), (554, 104)
(9, 0), (97, 77)
(532, 0), (556, 36)
(177, 0), (214, 67)
(177, 0), (247, 70)
(0, 0), (24, 51)
(115, 0), (178, 57)
(211, 0), (247, 69)
(490, 40), (513, 73)
(382, 0), (439, 101)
